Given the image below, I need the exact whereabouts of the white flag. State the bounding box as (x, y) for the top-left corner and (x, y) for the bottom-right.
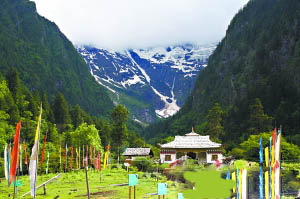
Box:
(275, 133), (281, 198)
(4, 144), (8, 180)
(29, 104), (42, 197)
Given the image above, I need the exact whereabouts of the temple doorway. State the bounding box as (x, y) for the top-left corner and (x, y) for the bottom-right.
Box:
(187, 152), (197, 159)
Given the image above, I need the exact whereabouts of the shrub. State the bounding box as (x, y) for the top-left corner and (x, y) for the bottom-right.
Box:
(132, 157), (153, 172)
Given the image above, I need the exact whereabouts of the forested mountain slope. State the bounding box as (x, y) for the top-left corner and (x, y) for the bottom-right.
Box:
(0, 0), (113, 116)
(145, 0), (300, 148)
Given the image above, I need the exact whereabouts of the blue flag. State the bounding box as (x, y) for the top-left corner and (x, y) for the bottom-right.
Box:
(226, 169), (230, 180)
(269, 136), (272, 164)
(259, 137), (263, 164)
(259, 166), (263, 199)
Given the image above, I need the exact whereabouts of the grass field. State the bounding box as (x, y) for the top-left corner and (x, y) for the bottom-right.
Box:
(0, 168), (184, 199)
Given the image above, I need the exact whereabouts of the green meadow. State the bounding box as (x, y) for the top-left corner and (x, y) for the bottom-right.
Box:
(0, 169), (184, 199)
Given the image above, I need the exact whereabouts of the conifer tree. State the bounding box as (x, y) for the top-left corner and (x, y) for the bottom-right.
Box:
(206, 103), (224, 142)
(248, 98), (273, 135)
(53, 93), (71, 130)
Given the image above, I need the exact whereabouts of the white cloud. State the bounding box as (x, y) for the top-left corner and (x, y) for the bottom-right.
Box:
(32, 0), (249, 50)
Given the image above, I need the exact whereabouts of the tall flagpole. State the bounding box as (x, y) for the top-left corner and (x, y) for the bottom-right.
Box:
(29, 103), (42, 199)
(34, 104), (42, 199)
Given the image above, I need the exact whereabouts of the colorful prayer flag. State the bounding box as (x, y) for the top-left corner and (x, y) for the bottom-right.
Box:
(70, 147), (74, 171)
(46, 152), (49, 174)
(272, 128), (277, 150)
(9, 121), (22, 186)
(232, 172), (236, 193)
(239, 169), (242, 199)
(23, 142), (28, 165)
(86, 145), (88, 166)
(236, 168), (239, 199)
(29, 104), (42, 197)
(272, 167), (275, 199)
(241, 169), (247, 199)
(265, 147), (269, 167)
(64, 144), (68, 171)
(274, 133), (281, 198)
(40, 131), (48, 167)
(265, 171), (269, 199)
(259, 166), (263, 199)
(226, 170), (230, 180)
(259, 137), (263, 164)
(4, 144), (8, 180)
(19, 144), (22, 173)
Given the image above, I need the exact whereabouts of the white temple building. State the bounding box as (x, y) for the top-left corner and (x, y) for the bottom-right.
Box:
(160, 129), (223, 164)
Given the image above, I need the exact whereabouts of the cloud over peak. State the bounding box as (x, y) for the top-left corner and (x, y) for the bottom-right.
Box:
(32, 0), (248, 50)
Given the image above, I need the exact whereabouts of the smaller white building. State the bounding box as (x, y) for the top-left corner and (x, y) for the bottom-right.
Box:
(122, 148), (153, 161)
(160, 129), (223, 164)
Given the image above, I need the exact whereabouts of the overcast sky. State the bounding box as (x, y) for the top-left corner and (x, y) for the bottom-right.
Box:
(32, 0), (249, 50)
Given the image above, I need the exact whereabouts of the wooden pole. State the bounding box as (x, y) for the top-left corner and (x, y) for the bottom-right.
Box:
(43, 184), (46, 195)
(100, 171), (102, 183)
(85, 166), (90, 199)
(129, 186), (131, 199)
(163, 195), (165, 199)
(13, 180), (17, 199)
(134, 186), (136, 199)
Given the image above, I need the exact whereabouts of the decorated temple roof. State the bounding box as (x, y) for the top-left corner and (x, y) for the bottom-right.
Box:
(160, 129), (221, 149)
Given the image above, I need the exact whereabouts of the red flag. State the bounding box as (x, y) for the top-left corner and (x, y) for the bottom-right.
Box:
(90, 145), (92, 164)
(82, 145), (84, 168)
(40, 132), (48, 167)
(23, 141), (28, 165)
(86, 145), (88, 166)
(274, 160), (280, 170)
(99, 152), (102, 171)
(272, 128), (277, 149)
(93, 147), (96, 167)
(9, 121), (21, 185)
(64, 144), (67, 171)
(70, 147), (74, 171)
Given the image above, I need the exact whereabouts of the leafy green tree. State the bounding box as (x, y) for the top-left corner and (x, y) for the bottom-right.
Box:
(111, 104), (129, 159)
(206, 103), (224, 142)
(231, 132), (300, 161)
(248, 98), (273, 135)
(70, 123), (102, 151)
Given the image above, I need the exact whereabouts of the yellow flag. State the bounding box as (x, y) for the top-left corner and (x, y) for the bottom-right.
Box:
(272, 145), (275, 165)
(59, 146), (61, 168)
(232, 172), (236, 193)
(265, 147), (269, 167)
(76, 148), (79, 169)
(265, 171), (269, 199)
(34, 104), (42, 143)
(103, 152), (108, 169)
(239, 169), (242, 198)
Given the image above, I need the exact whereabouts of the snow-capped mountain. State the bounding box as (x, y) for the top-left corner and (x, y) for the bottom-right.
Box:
(77, 43), (216, 123)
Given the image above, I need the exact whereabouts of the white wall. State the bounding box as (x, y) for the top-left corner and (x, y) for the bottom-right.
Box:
(207, 153), (223, 164)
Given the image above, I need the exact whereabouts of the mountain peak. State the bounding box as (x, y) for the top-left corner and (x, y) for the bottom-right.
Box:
(77, 43), (216, 122)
